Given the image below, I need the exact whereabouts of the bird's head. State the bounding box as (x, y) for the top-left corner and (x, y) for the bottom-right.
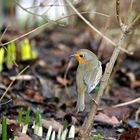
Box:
(71, 49), (97, 64)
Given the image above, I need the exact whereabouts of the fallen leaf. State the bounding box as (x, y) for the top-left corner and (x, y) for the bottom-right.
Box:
(42, 119), (63, 131)
(95, 112), (120, 126)
(55, 110), (66, 119)
(7, 119), (17, 125)
(7, 119), (19, 135)
(15, 133), (32, 140)
(119, 128), (140, 140)
(110, 86), (136, 102)
(103, 106), (130, 120)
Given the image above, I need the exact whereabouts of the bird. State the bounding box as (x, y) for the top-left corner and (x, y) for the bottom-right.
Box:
(71, 49), (102, 112)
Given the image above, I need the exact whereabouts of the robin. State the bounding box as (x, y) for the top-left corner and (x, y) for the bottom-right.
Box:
(71, 49), (102, 112)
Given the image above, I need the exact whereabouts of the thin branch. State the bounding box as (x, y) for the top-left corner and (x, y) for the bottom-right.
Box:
(16, 0), (110, 19)
(116, 0), (122, 24)
(112, 97), (140, 108)
(0, 11), (109, 48)
(0, 21), (51, 47)
(0, 65), (30, 101)
(0, 0), (133, 55)
(66, 0), (114, 45)
(127, 0), (134, 20)
(15, 0), (46, 19)
(0, 99), (12, 106)
(0, 26), (8, 42)
(128, 14), (140, 31)
(65, 0), (132, 55)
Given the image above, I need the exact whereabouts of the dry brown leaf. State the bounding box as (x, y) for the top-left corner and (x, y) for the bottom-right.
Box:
(95, 112), (120, 125)
(42, 119), (63, 131)
(103, 106), (130, 120)
(110, 86), (136, 102)
(119, 128), (140, 140)
(15, 133), (32, 140)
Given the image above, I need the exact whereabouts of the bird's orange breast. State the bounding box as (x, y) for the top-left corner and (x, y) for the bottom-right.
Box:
(75, 54), (87, 64)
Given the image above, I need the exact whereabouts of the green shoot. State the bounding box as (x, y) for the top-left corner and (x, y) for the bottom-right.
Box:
(63, 119), (68, 131)
(128, 10), (137, 23)
(20, 38), (37, 61)
(22, 107), (30, 134)
(6, 42), (16, 69)
(34, 110), (42, 137)
(2, 116), (7, 140)
(96, 133), (102, 140)
(18, 108), (23, 124)
(35, 110), (42, 126)
(20, 39), (32, 61)
(89, 136), (94, 140)
(0, 48), (4, 72)
(24, 107), (30, 125)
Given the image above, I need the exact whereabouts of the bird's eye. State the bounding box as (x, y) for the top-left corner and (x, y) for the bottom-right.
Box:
(79, 54), (84, 57)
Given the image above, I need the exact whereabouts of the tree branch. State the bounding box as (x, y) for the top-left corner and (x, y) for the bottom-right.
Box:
(65, 0), (132, 55)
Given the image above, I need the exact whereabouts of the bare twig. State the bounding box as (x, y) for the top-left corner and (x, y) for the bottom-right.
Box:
(15, 0), (46, 19)
(105, 29), (135, 95)
(0, 65), (29, 101)
(0, 99), (12, 106)
(116, 0), (123, 26)
(0, 11), (109, 48)
(65, 0), (132, 55)
(17, 0), (110, 18)
(0, 0), (133, 55)
(0, 21), (51, 47)
(135, 108), (140, 121)
(0, 26), (8, 42)
(128, 14), (140, 31)
(127, 0), (134, 20)
(112, 97), (140, 108)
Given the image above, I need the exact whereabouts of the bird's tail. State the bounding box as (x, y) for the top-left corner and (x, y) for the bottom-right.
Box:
(76, 93), (85, 112)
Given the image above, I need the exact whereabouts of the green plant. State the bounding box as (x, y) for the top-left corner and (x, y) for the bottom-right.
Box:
(22, 107), (30, 134)
(20, 38), (37, 61)
(0, 48), (4, 72)
(18, 108), (23, 124)
(6, 42), (16, 69)
(34, 109), (43, 137)
(2, 116), (7, 140)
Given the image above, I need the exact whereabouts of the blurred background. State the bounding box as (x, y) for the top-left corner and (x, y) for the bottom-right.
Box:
(0, 0), (140, 139)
